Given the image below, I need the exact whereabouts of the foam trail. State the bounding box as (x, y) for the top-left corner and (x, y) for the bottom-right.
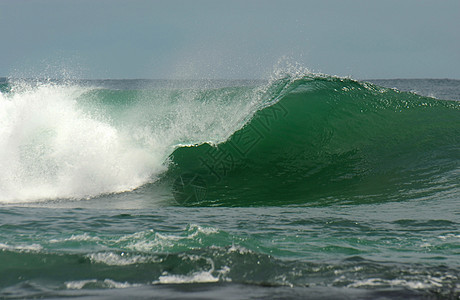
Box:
(0, 82), (164, 202)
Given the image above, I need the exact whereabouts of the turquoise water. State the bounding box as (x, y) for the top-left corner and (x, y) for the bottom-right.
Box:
(0, 74), (459, 299)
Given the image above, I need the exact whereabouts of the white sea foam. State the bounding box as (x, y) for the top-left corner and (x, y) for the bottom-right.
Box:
(156, 257), (231, 285)
(49, 233), (102, 243)
(65, 279), (98, 289)
(156, 271), (219, 284)
(346, 277), (444, 289)
(0, 242), (43, 252)
(0, 82), (165, 202)
(111, 225), (220, 252)
(65, 279), (138, 289)
(187, 223), (219, 235)
(438, 233), (460, 240)
(87, 252), (160, 266)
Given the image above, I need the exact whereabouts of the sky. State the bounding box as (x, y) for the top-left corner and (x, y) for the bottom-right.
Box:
(0, 0), (459, 79)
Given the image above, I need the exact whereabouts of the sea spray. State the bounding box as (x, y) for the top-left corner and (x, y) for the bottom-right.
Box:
(0, 81), (162, 201)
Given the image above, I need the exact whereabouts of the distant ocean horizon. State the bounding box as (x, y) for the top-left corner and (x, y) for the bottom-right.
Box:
(1, 73), (459, 299)
(2, 76), (459, 99)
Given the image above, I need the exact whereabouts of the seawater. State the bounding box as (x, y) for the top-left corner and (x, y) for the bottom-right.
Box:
(0, 74), (459, 299)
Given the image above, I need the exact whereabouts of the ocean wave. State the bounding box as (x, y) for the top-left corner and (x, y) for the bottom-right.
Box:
(167, 75), (460, 206)
(1, 74), (458, 205)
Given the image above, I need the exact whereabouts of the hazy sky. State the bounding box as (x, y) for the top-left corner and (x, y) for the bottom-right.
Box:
(1, 0), (459, 79)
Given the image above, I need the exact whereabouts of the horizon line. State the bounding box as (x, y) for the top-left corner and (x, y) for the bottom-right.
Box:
(1, 76), (460, 81)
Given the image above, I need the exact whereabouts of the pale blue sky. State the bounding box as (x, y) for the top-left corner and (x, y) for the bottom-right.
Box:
(1, 0), (459, 79)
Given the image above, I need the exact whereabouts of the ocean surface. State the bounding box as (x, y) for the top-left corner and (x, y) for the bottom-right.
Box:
(0, 73), (459, 299)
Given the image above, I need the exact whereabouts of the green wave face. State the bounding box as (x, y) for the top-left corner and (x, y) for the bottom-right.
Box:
(168, 76), (460, 206)
(1, 76), (458, 205)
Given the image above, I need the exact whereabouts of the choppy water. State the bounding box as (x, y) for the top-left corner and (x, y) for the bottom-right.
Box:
(0, 74), (459, 299)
